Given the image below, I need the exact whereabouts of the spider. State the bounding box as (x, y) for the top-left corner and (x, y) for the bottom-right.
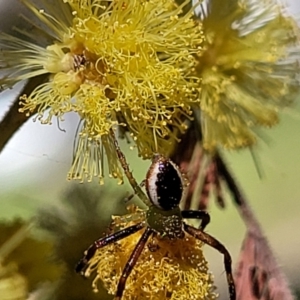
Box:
(76, 129), (236, 300)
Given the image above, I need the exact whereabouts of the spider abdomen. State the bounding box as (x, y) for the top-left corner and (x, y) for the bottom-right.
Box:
(146, 155), (184, 210)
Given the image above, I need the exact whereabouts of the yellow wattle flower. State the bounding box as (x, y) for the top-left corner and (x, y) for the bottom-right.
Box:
(0, 0), (204, 183)
(196, 0), (300, 151)
(83, 207), (217, 300)
(0, 220), (62, 299)
(0, 263), (27, 300)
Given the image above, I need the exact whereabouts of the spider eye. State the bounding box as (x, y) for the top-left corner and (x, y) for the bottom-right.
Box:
(145, 155), (184, 210)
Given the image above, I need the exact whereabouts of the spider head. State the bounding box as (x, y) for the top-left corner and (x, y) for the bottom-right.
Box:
(145, 154), (184, 211)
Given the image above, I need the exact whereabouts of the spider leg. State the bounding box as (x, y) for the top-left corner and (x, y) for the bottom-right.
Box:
(183, 223), (236, 300)
(110, 128), (152, 207)
(181, 210), (210, 230)
(124, 180), (146, 203)
(115, 227), (153, 300)
(76, 222), (145, 274)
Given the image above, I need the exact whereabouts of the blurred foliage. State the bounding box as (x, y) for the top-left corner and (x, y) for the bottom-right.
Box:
(0, 220), (62, 292)
(35, 183), (130, 300)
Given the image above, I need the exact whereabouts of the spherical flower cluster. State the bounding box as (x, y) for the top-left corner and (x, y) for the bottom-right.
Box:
(82, 207), (217, 300)
(195, 0), (300, 150)
(0, 0), (204, 183)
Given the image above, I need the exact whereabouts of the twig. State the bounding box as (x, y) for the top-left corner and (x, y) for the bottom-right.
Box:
(216, 154), (294, 300)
